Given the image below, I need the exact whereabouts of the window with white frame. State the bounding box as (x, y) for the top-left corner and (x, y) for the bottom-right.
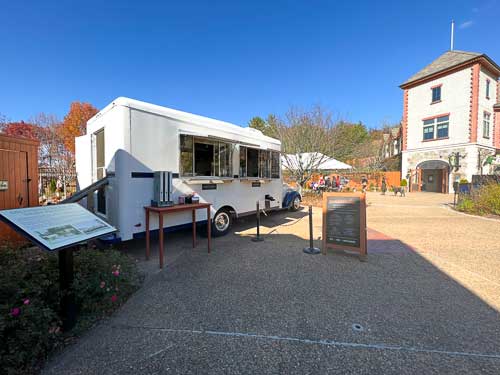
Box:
(422, 115), (449, 141)
(486, 79), (490, 99)
(179, 135), (233, 177)
(431, 86), (441, 103)
(483, 112), (491, 139)
(239, 146), (280, 179)
(423, 120), (434, 140)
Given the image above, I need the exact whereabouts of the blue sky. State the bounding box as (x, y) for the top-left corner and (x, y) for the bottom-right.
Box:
(1, 0), (499, 128)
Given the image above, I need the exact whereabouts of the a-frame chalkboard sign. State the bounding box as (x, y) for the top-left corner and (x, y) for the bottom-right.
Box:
(322, 192), (367, 261)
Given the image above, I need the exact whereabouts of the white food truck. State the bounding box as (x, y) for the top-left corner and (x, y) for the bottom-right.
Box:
(75, 97), (301, 242)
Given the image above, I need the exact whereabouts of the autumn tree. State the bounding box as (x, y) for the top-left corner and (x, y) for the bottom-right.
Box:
(0, 121), (40, 140)
(60, 102), (98, 154)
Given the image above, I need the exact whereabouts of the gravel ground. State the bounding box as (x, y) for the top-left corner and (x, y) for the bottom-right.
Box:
(42, 194), (500, 374)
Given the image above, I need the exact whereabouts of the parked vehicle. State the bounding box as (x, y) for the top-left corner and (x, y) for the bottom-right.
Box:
(75, 97), (301, 241)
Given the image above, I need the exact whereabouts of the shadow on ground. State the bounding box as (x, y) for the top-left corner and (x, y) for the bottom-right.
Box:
(43, 208), (500, 374)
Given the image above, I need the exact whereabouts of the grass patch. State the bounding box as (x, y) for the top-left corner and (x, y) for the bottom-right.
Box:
(0, 244), (142, 375)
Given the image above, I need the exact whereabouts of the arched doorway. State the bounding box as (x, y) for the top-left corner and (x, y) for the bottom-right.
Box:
(412, 160), (450, 193)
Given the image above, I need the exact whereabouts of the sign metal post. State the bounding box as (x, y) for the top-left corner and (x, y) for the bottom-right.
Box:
(303, 205), (320, 254)
(251, 201), (264, 242)
(59, 246), (77, 331)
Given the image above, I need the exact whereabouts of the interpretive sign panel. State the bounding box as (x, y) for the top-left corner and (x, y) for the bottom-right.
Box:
(322, 192), (367, 260)
(0, 203), (116, 251)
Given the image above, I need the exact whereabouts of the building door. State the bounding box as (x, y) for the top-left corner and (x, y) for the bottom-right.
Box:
(92, 129), (106, 215)
(94, 129), (105, 180)
(0, 149), (29, 209)
(441, 169), (448, 193)
(0, 149), (30, 242)
(415, 160), (449, 193)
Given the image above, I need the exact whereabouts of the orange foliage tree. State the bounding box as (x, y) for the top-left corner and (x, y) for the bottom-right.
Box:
(60, 102), (98, 154)
(0, 121), (41, 140)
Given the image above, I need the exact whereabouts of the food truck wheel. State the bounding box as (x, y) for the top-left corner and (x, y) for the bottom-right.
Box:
(212, 209), (232, 237)
(289, 196), (301, 212)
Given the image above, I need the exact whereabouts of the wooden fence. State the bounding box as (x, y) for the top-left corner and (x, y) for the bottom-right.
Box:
(339, 171), (401, 191)
(284, 170), (402, 191)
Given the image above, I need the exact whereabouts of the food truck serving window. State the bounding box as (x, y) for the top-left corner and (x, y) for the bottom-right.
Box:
(240, 147), (280, 179)
(179, 135), (233, 177)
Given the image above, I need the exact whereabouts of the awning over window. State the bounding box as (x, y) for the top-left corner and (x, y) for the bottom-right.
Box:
(179, 131), (261, 148)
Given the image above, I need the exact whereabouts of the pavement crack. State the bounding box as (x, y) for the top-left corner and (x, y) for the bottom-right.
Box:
(109, 324), (500, 361)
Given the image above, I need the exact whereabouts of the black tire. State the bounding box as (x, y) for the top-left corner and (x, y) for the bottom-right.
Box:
(211, 208), (233, 237)
(289, 195), (301, 212)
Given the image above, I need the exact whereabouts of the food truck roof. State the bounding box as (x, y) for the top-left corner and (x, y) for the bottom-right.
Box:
(88, 97), (281, 146)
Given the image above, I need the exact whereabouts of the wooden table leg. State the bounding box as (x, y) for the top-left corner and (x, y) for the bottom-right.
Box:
(192, 209), (196, 248)
(145, 208), (150, 260)
(159, 213), (164, 269)
(207, 206), (211, 253)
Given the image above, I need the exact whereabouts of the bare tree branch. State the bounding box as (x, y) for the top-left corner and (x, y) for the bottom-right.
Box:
(277, 106), (335, 186)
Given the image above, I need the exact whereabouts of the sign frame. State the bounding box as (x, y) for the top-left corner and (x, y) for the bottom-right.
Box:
(322, 192), (367, 261)
(0, 203), (116, 252)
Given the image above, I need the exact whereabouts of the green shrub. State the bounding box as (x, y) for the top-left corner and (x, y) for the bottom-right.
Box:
(0, 245), (142, 375)
(73, 247), (142, 318)
(0, 246), (61, 374)
(455, 184), (500, 216)
(400, 179), (408, 187)
(49, 180), (57, 193)
(474, 183), (500, 216)
(456, 196), (475, 213)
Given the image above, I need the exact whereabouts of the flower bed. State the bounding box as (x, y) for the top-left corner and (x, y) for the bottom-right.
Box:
(0, 244), (142, 374)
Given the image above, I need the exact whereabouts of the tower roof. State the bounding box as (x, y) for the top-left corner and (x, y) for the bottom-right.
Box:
(400, 50), (500, 88)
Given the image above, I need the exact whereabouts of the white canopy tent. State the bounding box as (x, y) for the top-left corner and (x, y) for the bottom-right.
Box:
(281, 152), (352, 171)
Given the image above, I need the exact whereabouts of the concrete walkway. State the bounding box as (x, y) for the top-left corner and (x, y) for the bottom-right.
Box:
(366, 192), (500, 311)
(43, 193), (500, 374)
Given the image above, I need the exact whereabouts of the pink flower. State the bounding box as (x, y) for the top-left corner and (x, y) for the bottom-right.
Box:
(111, 295), (118, 303)
(23, 299), (30, 305)
(112, 270), (120, 277)
(49, 326), (60, 334)
(10, 307), (20, 317)
(100, 281), (106, 288)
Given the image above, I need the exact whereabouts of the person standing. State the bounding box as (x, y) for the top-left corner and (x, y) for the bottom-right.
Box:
(56, 177), (63, 198)
(381, 176), (387, 195)
(361, 176), (368, 193)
